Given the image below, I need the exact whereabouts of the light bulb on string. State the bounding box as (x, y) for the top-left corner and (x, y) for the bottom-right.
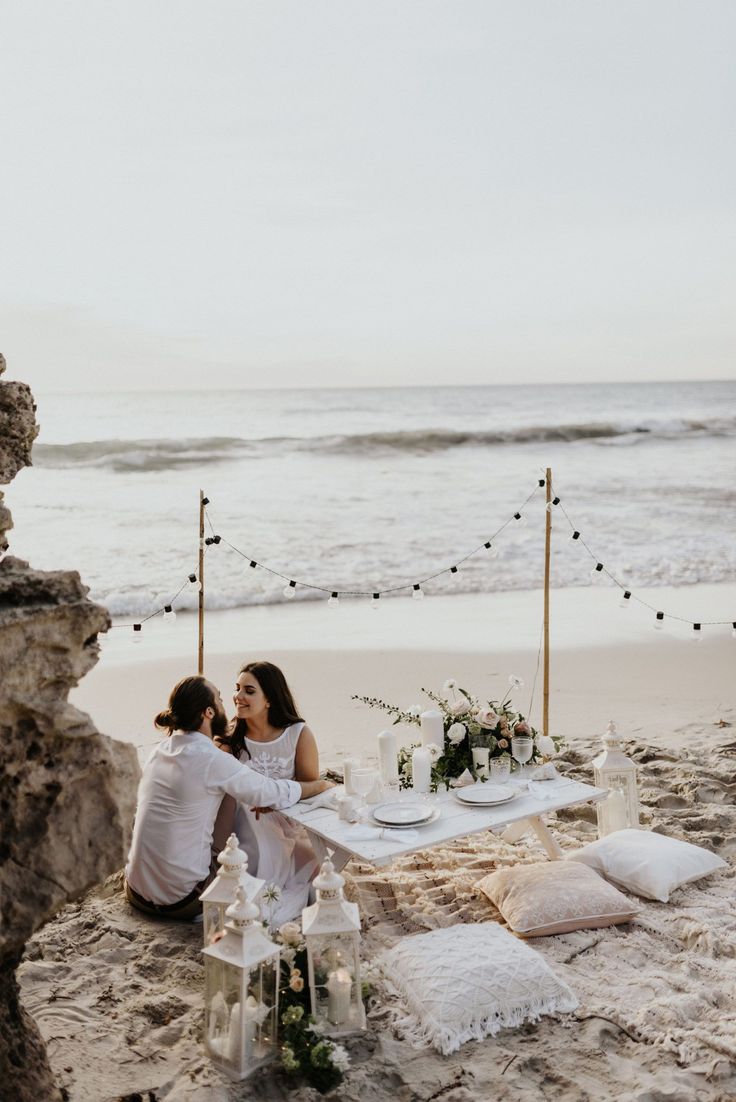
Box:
(328, 592), (339, 608)
(163, 605), (176, 623)
(590, 562), (604, 580)
(450, 565), (458, 574)
(619, 590), (632, 609)
(545, 497), (561, 513)
(484, 541), (499, 558)
(732, 622), (736, 640)
(692, 623), (702, 643)
(371, 593), (381, 610)
(513, 512), (526, 527)
(654, 612), (665, 630)
(188, 573), (197, 586)
(569, 530), (580, 542)
(412, 584), (424, 600)
(0, 544), (8, 563)
(283, 581), (297, 600)
(133, 623), (142, 644)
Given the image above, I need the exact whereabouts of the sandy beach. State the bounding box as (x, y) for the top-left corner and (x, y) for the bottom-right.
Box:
(15, 582), (735, 1100)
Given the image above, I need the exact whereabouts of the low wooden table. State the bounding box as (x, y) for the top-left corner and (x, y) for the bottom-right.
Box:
(284, 777), (608, 871)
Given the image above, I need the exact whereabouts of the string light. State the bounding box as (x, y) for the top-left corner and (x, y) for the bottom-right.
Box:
(654, 612), (665, 630)
(545, 496), (561, 513)
(0, 543), (8, 563)
(569, 530), (580, 542)
(133, 623), (142, 642)
(590, 562), (604, 578)
(732, 623), (736, 640)
(283, 581), (297, 599)
(513, 512), (526, 526)
(202, 496), (210, 505)
(412, 584), (424, 600)
(619, 590), (632, 608)
(328, 592), (339, 608)
(692, 623), (702, 642)
(450, 566), (458, 574)
(371, 593), (380, 610)
(163, 604), (176, 623)
(188, 573), (197, 584)
(249, 560), (257, 569)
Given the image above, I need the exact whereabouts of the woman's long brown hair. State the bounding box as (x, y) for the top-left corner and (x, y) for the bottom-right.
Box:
(227, 661), (303, 759)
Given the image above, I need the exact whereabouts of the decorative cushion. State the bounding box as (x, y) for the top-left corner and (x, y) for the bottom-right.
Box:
(567, 829), (727, 903)
(378, 923), (577, 1055)
(477, 860), (639, 936)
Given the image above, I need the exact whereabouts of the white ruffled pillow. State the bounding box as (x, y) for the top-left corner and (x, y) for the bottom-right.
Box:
(378, 923), (578, 1055)
(568, 829), (727, 903)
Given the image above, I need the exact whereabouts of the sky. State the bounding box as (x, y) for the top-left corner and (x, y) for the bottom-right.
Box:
(0, 1), (734, 392)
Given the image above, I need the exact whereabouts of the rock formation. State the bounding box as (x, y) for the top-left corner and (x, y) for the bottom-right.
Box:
(0, 355), (140, 1101)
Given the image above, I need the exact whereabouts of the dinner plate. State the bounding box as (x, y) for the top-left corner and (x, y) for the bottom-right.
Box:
(369, 805), (442, 830)
(454, 783), (519, 806)
(372, 801), (436, 826)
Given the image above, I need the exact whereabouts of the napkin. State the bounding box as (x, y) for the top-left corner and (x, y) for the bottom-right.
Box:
(344, 825), (420, 843)
(529, 763), (559, 781)
(300, 785), (344, 811)
(450, 769), (475, 788)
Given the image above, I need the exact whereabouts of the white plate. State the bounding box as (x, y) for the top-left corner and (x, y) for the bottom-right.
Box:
(372, 801), (435, 826)
(369, 806), (442, 830)
(454, 783), (519, 806)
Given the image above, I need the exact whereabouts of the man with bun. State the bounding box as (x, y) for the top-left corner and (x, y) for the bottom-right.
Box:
(125, 675), (333, 919)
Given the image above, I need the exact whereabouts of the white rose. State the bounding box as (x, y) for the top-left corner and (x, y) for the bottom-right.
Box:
(450, 698), (470, 716)
(447, 722), (467, 745)
(536, 734), (556, 757)
(278, 921), (302, 946)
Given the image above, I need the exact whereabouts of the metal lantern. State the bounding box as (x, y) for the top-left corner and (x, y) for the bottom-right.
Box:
(301, 858), (365, 1034)
(200, 833), (266, 946)
(202, 886), (280, 1081)
(592, 720), (641, 837)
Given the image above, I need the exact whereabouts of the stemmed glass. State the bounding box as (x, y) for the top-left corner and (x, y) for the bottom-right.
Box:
(350, 767), (378, 815)
(511, 735), (534, 781)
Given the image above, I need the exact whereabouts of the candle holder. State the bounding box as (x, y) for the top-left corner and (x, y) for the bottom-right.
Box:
(202, 886), (280, 1081)
(301, 858), (365, 1035)
(469, 732), (493, 781)
(592, 721), (641, 837)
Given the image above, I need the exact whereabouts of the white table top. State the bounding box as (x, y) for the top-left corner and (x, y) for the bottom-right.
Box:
(284, 777), (608, 868)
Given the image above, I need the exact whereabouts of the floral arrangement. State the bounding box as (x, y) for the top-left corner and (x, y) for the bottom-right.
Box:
(354, 676), (561, 791)
(273, 920), (351, 1093)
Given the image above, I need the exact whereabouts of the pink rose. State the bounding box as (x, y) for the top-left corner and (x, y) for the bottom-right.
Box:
(514, 721), (531, 736)
(476, 708), (500, 729)
(450, 698), (470, 716)
(497, 738), (508, 749)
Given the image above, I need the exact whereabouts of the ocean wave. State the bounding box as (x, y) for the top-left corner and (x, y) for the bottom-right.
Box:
(33, 416), (736, 471)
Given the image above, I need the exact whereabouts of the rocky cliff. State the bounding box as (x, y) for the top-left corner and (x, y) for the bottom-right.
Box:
(0, 354), (140, 1101)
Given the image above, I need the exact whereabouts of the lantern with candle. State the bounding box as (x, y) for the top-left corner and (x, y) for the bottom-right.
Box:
(200, 833), (266, 946)
(301, 858), (365, 1035)
(202, 885), (280, 1081)
(592, 721), (641, 837)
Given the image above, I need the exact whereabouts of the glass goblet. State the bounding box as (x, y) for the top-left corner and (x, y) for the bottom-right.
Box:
(490, 754), (511, 783)
(350, 767), (378, 814)
(511, 735), (534, 780)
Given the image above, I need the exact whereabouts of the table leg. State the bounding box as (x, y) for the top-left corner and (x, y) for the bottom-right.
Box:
(500, 816), (563, 859)
(305, 828), (352, 873)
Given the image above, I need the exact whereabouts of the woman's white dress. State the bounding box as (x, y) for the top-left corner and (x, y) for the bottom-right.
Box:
(235, 722), (318, 925)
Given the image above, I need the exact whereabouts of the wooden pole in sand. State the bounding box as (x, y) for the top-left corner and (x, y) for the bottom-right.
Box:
(543, 467), (552, 738)
(198, 489), (205, 675)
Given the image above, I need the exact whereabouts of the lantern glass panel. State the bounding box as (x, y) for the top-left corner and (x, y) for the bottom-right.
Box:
(203, 901), (225, 946)
(309, 933), (360, 1030)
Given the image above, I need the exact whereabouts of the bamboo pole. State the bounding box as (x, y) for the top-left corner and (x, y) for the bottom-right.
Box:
(543, 467), (552, 738)
(198, 489), (205, 675)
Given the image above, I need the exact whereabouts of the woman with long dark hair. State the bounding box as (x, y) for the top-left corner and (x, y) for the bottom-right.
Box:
(225, 661), (321, 924)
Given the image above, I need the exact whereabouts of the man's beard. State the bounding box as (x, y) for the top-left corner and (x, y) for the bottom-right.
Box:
(210, 708), (228, 739)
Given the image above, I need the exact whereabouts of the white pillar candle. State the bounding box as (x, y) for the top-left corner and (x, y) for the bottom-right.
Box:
(420, 709), (444, 749)
(377, 729), (400, 785)
(327, 967), (352, 1026)
(607, 788), (629, 833)
(343, 757), (361, 795)
(472, 747), (490, 780)
(412, 746), (432, 794)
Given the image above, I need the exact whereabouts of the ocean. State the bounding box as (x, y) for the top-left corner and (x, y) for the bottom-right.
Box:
(7, 379), (736, 620)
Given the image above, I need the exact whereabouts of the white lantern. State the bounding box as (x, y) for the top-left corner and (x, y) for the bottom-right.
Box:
(202, 886), (280, 1081)
(592, 721), (641, 837)
(200, 833), (267, 946)
(301, 858), (365, 1034)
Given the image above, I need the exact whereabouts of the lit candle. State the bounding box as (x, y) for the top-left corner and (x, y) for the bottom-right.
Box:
(327, 967), (352, 1026)
(420, 709), (444, 749)
(343, 757), (361, 795)
(607, 787), (629, 833)
(377, 729), (400, 785)
(472, 747), (490, 780)
(412, 746), (432, 794)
